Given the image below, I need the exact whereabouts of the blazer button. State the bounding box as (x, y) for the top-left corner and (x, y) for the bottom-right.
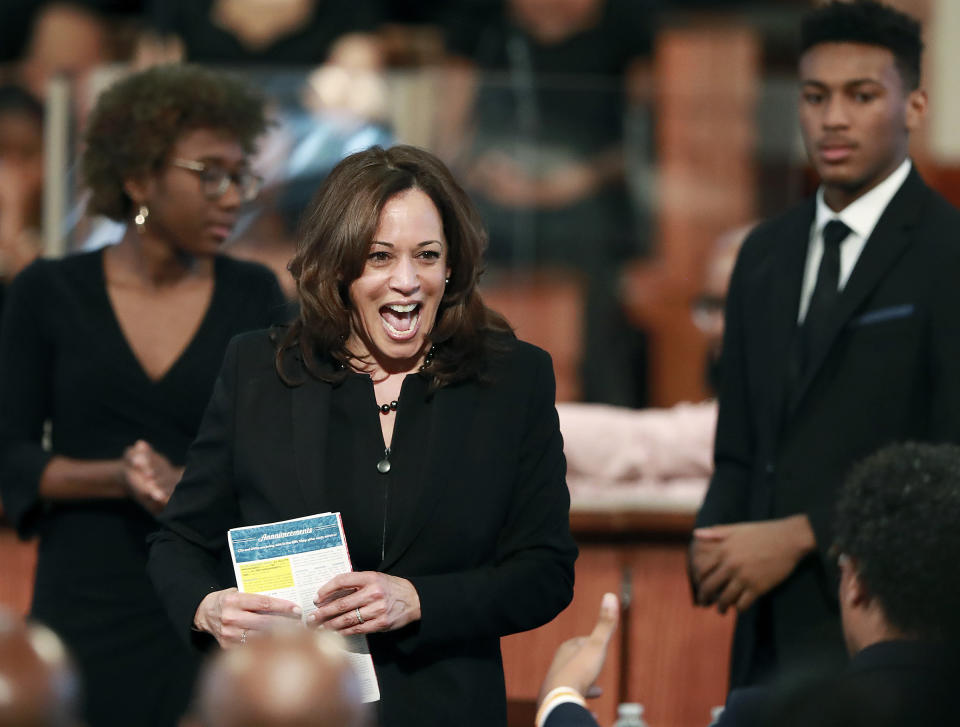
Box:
(764, 462), (775, 475)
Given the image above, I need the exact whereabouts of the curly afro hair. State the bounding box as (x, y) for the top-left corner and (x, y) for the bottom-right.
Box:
(834, 441), (960, 641)
(81, 63), (268, 221)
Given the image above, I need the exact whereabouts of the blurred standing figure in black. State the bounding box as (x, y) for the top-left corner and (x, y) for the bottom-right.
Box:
(441, 0), (658, 406)
(0, 84), (44, 321)
(0, 64), (286, 727)
(139, 0), (386, 67)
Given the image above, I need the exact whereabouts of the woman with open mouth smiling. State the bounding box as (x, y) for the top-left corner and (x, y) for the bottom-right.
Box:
(149, 145), (578, 727)
(346, 184), (449, 382)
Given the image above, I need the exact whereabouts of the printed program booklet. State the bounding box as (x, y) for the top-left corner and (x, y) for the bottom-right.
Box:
(227, 512), (380, 702)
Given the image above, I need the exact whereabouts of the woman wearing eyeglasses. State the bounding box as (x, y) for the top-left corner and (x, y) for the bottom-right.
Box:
(0, 65), (286, 727)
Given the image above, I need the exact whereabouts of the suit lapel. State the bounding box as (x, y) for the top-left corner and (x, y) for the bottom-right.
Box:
(753, 202), (813, 434)
(789, 170), (925, 410)
(379, 380), (478, 571)
(291, 375), (332, 516)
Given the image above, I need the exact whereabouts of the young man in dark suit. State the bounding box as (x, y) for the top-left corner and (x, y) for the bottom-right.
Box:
(688, 0), (960, 688)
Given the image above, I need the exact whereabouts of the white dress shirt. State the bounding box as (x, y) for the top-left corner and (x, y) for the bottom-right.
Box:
(797, 158), (912, 323)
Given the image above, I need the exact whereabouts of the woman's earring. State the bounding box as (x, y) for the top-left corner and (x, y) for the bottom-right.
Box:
(134, 204), (149, 234)
(445, 278), (450, 285)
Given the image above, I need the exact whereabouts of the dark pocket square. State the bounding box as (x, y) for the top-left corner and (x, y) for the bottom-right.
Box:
(849, 304), (916, 327)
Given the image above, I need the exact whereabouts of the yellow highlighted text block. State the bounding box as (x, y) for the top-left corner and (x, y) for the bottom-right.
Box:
(239, 558), (294, 593)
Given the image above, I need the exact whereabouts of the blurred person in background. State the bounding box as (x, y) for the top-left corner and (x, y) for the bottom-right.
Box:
(133, 0), (393, 295)
(692, 225), (751, 396)
(148, 145), (577, 727)
(0, 84), (44, 318)
(558, 223), (751, 492)
(11, 2), (148, 128)
(222, 31), (395, 300)
(440, 0), (658, 407)
(17, 2), (112, 101)
(137, 0), (385, 69)
(184, 628), (371, 727)
(0, 608), (82, 727)
(0, 64), (286, 727)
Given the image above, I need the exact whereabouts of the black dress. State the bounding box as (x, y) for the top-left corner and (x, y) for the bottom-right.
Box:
(0, 249), (287, 727)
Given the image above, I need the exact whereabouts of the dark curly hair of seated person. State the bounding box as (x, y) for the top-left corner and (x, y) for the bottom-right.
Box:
(834, 441), (960, 642)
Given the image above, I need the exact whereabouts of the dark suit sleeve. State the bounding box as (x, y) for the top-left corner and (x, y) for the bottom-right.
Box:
(716, 686), (769, 727)
(147, 335), (243, 645)
(405, 348), (577, 648)
(927, 235), (960, 443)
(696, 239), (756, 529)
(544, 702), (601, 727)
(0, 261), (54, 536)
(258, 266), (292, 327)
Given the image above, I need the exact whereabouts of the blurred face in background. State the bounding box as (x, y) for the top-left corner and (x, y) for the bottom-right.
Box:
(509, 0), (604, 43)
(20, 3), (109, 107)
(0, 106), (44, 225)
(691, 224), (750, 394)
(0, 98), (44, 278)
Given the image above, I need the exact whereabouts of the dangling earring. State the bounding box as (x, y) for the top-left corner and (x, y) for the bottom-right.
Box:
(134, 204), (149, 234)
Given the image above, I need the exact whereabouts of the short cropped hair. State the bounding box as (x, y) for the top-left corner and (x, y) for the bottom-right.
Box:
(278, 145), (512, 389)
(834, 442), (960, 641)
(801, 1), (924, 89)
(82, 64), (267, 221)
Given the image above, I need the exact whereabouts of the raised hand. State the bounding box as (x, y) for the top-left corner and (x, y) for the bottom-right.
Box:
(539, 592), (620, 703)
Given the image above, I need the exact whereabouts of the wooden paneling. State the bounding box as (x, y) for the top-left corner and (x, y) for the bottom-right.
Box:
(480, 270), (584, 402)
(914, 163), (960, 209)
(502, 546), (625, 726)
(625, 27), (759, 407)
(625, 545), (734, 727)
(503, 520), (735, 727)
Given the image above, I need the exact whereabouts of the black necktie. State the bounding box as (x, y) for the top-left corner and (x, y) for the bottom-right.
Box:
(801, 219), (851, 371)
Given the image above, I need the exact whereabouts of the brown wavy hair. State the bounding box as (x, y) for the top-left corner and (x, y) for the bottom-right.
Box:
(277, 145), (512, 388)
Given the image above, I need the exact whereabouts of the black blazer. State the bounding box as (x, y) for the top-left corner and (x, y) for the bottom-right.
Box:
(543, 702), (599, 727)
(695, 169), (960, 686)
(781, 640), (960, 726)
(721, 641), (960, 727)
(147, 331), (577, 727)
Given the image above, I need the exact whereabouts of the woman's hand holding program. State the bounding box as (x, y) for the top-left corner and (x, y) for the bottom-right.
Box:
(309, 571), (421, 635)
(194, 587), (302, 648)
